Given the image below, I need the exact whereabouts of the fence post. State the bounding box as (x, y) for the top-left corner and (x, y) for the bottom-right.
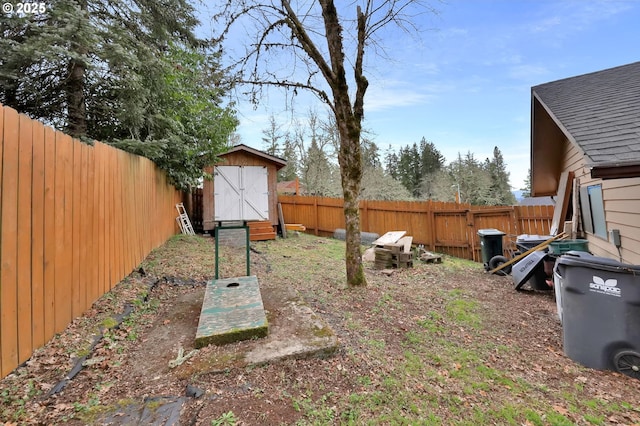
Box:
(313, 196), (319, 236)
(428, 200), (436, 252)
(361, 199), (369, 232)
(512, 205), (521, 237)
(466, 209), (475, 261)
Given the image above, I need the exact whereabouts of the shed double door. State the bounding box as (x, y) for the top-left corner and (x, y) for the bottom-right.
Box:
(214, 165), (269, 221)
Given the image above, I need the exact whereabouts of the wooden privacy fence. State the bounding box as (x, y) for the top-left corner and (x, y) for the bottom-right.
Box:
(0, 104), (181, 379)
(278, 195), (554, 261)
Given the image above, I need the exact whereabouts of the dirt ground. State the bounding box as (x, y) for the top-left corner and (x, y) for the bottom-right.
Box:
(2, 233), (640, 425)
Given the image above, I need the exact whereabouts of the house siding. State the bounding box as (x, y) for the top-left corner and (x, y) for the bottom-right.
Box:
(561, 140), (640, 264)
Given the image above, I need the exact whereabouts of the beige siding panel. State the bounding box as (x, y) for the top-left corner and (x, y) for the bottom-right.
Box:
(587, 209), (640, 264)
(603, 180), (640, 264)
(562, 141), (586, 177)
(603, 178), (640, 199)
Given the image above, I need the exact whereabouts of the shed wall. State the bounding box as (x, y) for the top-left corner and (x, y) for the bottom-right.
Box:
(202, 151), (279, 231)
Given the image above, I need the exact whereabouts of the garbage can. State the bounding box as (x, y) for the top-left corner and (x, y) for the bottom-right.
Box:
(513, 250), (551, 291)
(478, 229), (505, 271)
(548, 239), (589, 256)
(555, 251), (640, 378)
(516, 234), (552, 254)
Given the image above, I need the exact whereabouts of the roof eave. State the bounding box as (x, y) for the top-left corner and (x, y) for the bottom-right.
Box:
(220, 144), (288, 169)
(589, 161), (640, 179)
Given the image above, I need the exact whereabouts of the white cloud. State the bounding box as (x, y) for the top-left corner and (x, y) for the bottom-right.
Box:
(508, 64), (550, 81)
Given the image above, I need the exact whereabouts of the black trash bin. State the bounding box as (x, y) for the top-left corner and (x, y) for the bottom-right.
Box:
(515, 234), (552, 254)
(555, 251), (640, 379)
(512, 250), (551, 291)
(478, 229), (505, 271)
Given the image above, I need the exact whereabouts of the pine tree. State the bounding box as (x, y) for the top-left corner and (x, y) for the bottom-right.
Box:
(521, 168), (532, 198)
(261, 115), (283, 156)
(278, 135), (298, 182)
(486, 146), (516, 205)
(384, 145), (399, 180)
(1, 0), (237, 190)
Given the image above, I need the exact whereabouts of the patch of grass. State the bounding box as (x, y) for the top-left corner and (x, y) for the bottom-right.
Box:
(441, 256), (480, 272)
(416, 311), (445, 334)
(444, 293), (481, 329)
(293, 393), (336, 424)
(543, 411), (573, 425)
(0, 379), (40, 422)
(211, 410), (238, 426)
(140, 234), (216, 280)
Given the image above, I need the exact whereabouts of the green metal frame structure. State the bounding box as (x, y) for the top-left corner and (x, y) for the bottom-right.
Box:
(214, 221), (250, 279)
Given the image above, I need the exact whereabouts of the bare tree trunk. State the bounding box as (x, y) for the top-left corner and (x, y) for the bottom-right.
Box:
(66, 56), (86, 138)
(65, 0), (87, 138)
(338, 125), (365, 286)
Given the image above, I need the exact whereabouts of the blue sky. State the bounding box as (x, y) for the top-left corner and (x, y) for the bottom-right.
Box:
(213, 0), (640, 190)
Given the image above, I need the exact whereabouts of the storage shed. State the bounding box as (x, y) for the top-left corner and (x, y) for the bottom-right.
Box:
(203, 144), (287, 240)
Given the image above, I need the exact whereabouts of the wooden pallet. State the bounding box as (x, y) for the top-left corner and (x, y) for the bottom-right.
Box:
(248, 221), (276, 241)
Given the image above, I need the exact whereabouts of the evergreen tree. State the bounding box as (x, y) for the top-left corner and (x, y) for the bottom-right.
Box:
(521, 168), (532, 198)
(278, 134), (298, 182)
(303, 138), (335, 196)
(396, 143), (421, 196)
(417, 138), (445, 199)
(485, 146), (516, 205)
(1, 0), (236, 190)
(384, 145), (399, 180)
(261, 114), (283, 156)
(361, 138), (382, 169)
(393, 137), (445, 197)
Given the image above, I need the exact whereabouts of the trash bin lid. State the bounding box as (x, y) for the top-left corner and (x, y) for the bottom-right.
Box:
(478, 228), (505, 236)
(557, 251), (640, 274)
(516, 234), (553, 243)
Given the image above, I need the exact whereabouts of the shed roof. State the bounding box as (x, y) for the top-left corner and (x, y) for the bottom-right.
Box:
(532, 61), (640, 168)
(219, 144), (287, 170)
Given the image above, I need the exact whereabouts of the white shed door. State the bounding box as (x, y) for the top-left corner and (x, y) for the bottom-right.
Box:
(214, 166), (269, 221)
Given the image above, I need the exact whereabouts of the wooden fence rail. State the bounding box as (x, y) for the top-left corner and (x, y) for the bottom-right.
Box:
(0, 104), (180, 379)
(278, 195), (555, 261)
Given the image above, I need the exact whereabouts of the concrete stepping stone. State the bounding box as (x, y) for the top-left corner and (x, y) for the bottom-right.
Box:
(195, 276), (268, 348)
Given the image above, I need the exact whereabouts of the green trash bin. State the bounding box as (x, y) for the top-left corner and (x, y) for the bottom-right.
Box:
(477, 229), (505, 271)
(549, 239), (589, 255)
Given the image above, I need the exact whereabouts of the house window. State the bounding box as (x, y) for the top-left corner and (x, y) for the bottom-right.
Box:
(579, 184), (607, 238)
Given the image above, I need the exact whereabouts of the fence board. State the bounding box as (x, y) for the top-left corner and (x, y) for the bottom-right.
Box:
(96, 142), (106, 296)
(1, 107), (19, 376)
(17, 114), (34, 364)
(88, 143), (99, 304)
(0, 105), (4, 377)
(79, 143), (89, 312)
(31, 121), (45, 349)
(54, 132), (71, 333)
(43, 126), (56, 340)
(0, 105), (3, 376)
(72, 139), (82, 318)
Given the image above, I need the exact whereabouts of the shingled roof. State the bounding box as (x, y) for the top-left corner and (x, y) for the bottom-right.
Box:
(532, 62), (640, 169)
